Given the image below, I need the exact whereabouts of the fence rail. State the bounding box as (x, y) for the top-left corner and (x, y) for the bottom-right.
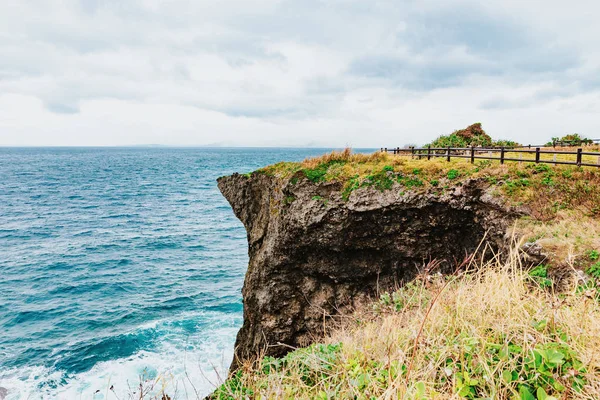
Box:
(380, 146), (600, 168)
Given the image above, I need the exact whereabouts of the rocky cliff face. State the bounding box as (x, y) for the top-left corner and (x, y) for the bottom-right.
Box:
(218, 172), (521, 370)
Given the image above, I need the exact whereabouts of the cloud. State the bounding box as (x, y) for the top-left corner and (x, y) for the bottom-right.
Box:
(0, 0), (599, 146)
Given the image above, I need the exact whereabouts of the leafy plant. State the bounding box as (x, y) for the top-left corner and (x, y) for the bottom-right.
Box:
(530, 164), (551, 174)
(529, 265), (553, 288)
(587, 262), (600, 279)
(447, 169), (460, 180)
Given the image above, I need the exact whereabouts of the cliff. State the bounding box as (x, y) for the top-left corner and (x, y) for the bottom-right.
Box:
(217, 170), (521, 369)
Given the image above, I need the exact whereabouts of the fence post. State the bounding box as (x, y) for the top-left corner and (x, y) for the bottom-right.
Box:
(535, 147), (540, 163)
(410, 146), (414, 159)
(577, 148), (582, 167)
(397, 147), (400, 155)
(446, 146), (451, 162)
(500, 147), (505, 164)
(470, 146), (475, 163)
(553, 140), (556, 149)
(427, 145), (431, 161)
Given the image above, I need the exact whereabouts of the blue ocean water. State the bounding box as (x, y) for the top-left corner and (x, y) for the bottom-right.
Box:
(0, 147), (357, 399)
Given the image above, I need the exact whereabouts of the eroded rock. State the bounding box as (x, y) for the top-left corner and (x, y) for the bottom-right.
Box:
(218, 173), (521, 370)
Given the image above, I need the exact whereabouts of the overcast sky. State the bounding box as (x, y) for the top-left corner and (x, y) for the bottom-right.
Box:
(1, 0), (599, 147)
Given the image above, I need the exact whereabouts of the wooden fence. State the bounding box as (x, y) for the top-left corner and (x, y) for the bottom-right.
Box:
(380, 146), (600, 168)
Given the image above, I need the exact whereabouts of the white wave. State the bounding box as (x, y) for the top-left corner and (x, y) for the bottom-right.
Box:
(0, 313), (240, 400)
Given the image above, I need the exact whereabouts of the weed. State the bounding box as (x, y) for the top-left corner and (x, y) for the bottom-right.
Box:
(529, 265), (553, 288)
(341, 175), (361, 201)
(530, 164), (551, 174)
(447, 169), (460, 180)
(214, 250), (600, 399)
(477, 160), (492, 170)
(303, 160), (346, 183)
(400, 176), (424, 188)
(587, 262), (600, 279)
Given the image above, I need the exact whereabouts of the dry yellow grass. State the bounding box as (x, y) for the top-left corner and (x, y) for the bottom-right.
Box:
(206, 150), (600, 400)
(514, 214), (600, 266)
(299, 148), (389, 169)
(213, 244), (600, 399)
(261, 149), (600, 221)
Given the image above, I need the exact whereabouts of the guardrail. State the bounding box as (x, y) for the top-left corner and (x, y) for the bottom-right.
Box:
(380, 146), (600, 168)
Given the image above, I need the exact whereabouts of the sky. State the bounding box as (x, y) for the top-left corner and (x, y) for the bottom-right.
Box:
(1, 0), (599, 147)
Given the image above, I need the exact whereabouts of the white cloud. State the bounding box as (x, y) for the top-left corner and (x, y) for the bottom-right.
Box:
(1, 0), (599, 146)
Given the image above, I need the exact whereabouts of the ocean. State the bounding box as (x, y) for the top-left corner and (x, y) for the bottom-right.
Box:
(0, 147), (363, 399)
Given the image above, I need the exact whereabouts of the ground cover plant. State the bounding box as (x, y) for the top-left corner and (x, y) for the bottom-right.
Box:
(257, 148), (600, 219)
(256, 149), (600, 267)
(213, 247), (600, 399)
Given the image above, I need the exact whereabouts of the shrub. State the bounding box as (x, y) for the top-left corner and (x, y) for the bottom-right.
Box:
(429, 123), (493, 148)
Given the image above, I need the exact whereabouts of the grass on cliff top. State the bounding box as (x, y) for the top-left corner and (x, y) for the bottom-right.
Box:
(213, 247), (600, 400)
(259, 149), (600, 218)
(259, 148), (600, 271)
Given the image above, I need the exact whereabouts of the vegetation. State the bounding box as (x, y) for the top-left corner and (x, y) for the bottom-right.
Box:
(546, 134), (594, 147)
(133, 148), (600, 400)
(259, 148), (600, 220)
(256, 149), (600, 276)
(213, 249), (600, 399)
(426, 123), (519, 148)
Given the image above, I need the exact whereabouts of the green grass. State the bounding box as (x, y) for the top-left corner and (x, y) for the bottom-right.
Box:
(259, 150), (600, 223)
(212, 251), (600, 399)
(528, 265), (553, 289)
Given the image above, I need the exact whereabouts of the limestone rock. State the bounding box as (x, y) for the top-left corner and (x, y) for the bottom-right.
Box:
(217, 173), (521, 370)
